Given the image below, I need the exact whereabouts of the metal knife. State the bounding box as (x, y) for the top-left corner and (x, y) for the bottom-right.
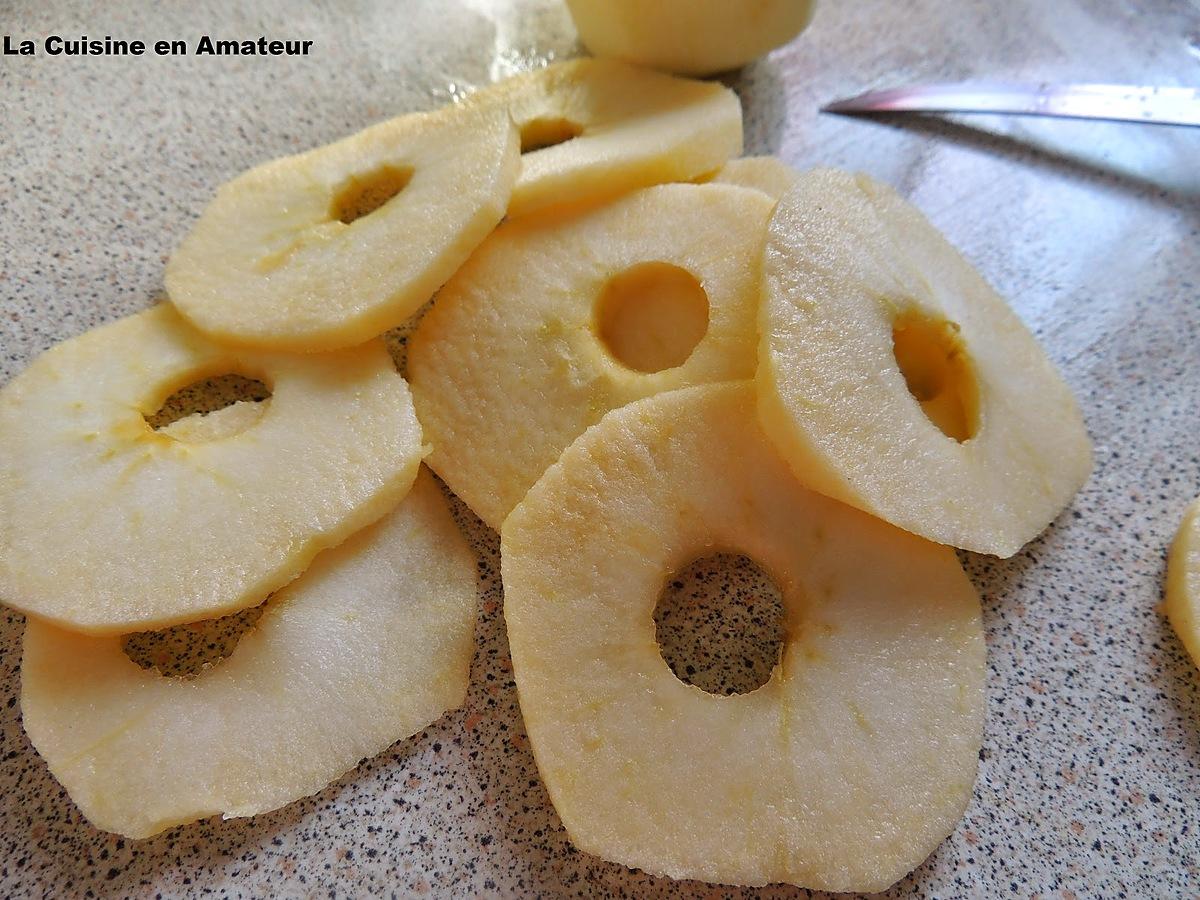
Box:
(823, 82), (1200, 127)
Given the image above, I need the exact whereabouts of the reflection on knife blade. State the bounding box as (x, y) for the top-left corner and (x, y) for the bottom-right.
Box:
(823, 82), (1200, 127)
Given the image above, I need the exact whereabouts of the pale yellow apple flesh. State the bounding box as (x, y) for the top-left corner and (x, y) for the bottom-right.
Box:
(501, 382), (985, 891)
(0, 304), (424, 634)
(157, 398), (267, 443)
(565, 0), (817, 76)
(465, 59), (743, 218)
(20, 470), (476, 840)
(408, 183), (773, 529)
(711, 155), (800, 200)
(758, 168), (1092, 557)
(1167, 498), (1200, 669)
(166, 105), (520, 352)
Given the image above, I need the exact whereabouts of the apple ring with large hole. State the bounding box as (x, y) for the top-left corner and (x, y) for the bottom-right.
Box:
(165, 105), (520, 352)
(759, 168), (1092, 557)
(501, 382), (985, 892)
(408, 182), (774, 529)
(1167, 498), (1200, 670)
(20, 470), (475, 840)
(465, 59), (742, 218)
(0, 304), (424, 635)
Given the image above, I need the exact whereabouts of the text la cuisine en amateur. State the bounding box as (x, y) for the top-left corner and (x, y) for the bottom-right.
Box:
(4, 35), (313, 57)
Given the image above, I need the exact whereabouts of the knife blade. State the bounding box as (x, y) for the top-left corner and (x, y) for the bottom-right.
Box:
(823, 82), (1200, 127)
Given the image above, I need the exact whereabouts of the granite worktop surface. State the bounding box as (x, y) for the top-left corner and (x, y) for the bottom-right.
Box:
(2, 0), (1199, 897)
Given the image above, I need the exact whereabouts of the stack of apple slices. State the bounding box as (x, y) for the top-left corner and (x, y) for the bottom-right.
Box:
(412, 153), (1091, 891)
(0, 60), (746, 839)
(0, 53), (1093, 892)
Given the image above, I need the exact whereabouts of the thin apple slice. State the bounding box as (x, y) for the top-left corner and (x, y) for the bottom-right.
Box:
(502, 382), (985, 891)
(408, 182), (773, 529)
(564, 0), (816, 76)
(711, 155), (799, 200)
(759, 168), (1092, 557)
(1167, 498), (1200, 669)
(465, 59), (742, 218)
(20, 470), (476, 840)
(0, 304), (423, 635)
(157, 399), (267, 443)
(166, 105), (519, 351)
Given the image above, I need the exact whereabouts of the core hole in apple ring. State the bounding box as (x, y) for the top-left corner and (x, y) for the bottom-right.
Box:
(330, 164), (415, 225)
(654, 552), (786, 696)
(594, 261), (710, 373)
(144, 372), (272, 441)
(123, 599), (269, 678)
(891, 309), (981, 443)
(518, 116), (584, 153)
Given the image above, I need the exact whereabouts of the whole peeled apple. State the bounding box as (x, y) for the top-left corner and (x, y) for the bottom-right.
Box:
(564, 0), (816, 76)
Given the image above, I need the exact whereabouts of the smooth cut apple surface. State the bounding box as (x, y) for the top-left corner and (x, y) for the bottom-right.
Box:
(0, 304), (424, 634)
(409, 183), (773, 529)
(758, 168), (1092, 557)
(565, 0), (817, 76)
(21, 470), (476, 839)
(166, 105), (519, 351)
(501, 382), (985, 891)
(711, 155), (800, 200)
(1167, 498), (1200, 670)
(465, 59), (742, 218)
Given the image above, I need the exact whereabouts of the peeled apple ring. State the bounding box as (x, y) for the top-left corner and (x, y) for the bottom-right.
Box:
(21, 470), (476, 839)
(0, 304), (424, 634)
(166, 105), (520, 351)
(465, 58), (743, 218)
(501, 382), (985, 892)
(408, 182), (774, 529)
(758, 168), (1092, 556)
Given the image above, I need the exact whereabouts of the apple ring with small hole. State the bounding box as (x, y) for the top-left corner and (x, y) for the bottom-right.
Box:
(501, 382), (985, 892)
(408, 182), (773, 529)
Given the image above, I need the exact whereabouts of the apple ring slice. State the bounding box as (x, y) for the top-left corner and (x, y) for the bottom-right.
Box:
(759, 168), (1092, 557)
(466, 59), (742, 218)
(166, 105), (520, 352)
(408, 182), (774, 529)
(1167, 498), (1200, 669)
(21, 469), (476, 839)
(0, 304), (424, 635)
(502, 383), (985, 892)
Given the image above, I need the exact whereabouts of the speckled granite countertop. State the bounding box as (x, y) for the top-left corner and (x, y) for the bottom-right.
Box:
(2, 1), (1199, 897)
